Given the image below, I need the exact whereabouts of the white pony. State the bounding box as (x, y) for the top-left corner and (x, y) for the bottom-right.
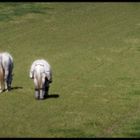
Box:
(29, 59), (52, 100)
(0, 52), (14, 93)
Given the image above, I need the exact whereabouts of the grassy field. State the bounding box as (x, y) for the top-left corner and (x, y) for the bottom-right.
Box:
(0, 2), (140, 137)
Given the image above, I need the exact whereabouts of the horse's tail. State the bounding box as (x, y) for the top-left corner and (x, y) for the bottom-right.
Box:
(34, 65), (42, 89)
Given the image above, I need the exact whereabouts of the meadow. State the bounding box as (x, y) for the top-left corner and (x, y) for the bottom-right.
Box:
(0, 2), (140, 137)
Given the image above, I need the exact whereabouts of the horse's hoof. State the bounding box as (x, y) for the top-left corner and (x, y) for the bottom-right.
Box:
(40, 97), (44, 100)
(8, 87), (11, 91)
(5, 89), (9, 92)
(35, 97), (39, 100)
(0, 90), (3, 93)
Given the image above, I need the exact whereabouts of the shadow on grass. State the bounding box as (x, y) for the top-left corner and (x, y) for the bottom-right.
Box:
(10, 86), (23, 91)
(44, 93), (59, 100)
(2, 86), (23, 93)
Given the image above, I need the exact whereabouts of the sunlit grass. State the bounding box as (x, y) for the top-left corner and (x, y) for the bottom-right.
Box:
(0, 2), (140, 137)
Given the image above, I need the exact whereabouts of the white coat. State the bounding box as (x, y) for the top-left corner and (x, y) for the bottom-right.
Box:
(29, 59), (52, 83)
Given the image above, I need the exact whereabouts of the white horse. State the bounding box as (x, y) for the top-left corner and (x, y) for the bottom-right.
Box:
(0, 52), (14, 93)
(30, 59), (52, 100)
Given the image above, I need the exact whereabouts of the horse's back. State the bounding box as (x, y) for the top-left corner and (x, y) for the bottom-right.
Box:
(1, 52), (13, 62)
(34, 64), (45, 75)
(0, 52), (13, 68)
(32, 59), (51, 73)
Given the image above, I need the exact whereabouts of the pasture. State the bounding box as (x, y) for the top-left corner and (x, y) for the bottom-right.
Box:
(0, 2), (140, 137)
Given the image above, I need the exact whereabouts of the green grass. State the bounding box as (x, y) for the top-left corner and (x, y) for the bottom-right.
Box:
(0, 2), (140, 137)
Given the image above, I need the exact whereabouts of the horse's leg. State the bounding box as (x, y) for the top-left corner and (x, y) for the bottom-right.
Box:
(34, 78), (39, 99)
(45, 85), (49, 96)
(0, 81), (2, 93)
(40, 89), (44, 100)
(35, 89), (39, 99)
(39, 77), (45, 100)
(0, 64), (4, 93)
(8, 75), (11, 90)
(0, 68), (3, 93)
(4, 69), (9, 92)
(44, 78), (50, 98)
(7, 67), (13, 90)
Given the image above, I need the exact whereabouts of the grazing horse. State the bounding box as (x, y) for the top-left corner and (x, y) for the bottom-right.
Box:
(30, 59), (52, 100)
(0, 52), (14, 93)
